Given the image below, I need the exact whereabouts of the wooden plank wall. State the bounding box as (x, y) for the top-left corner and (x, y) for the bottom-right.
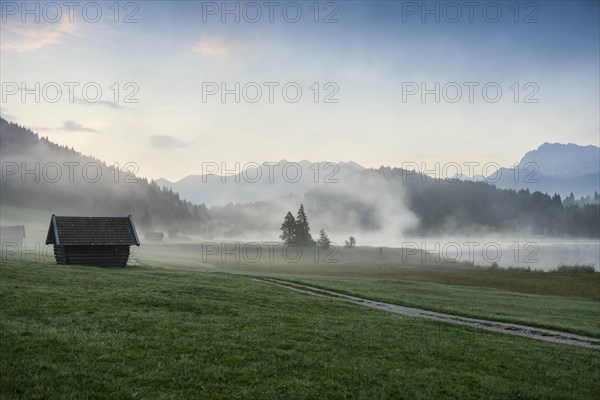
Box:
(54, 245), (131, 267)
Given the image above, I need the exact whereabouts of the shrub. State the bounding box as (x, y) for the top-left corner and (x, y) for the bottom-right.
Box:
(554, 264), (596, 274)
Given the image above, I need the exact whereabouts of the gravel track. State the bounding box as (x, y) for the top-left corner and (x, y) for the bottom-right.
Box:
(256, 277), (600, 350)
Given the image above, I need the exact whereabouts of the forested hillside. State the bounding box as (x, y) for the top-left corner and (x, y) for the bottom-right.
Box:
(0, 118), (208, 231)
(305, 168), (600, 237)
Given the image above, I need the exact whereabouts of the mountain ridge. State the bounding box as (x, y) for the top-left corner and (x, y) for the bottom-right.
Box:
(490, 142), (600, 197)
(160, 143), (600, 205)
(520, 142), (599, 180)
(156, 160), (365, 206)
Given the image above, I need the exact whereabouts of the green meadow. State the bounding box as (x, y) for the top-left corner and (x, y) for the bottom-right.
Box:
(276, 275), (600, 338)
(1, 259), (599, 399)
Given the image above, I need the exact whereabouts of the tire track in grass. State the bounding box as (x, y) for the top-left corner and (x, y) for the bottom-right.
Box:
(255, 277), (600, 350)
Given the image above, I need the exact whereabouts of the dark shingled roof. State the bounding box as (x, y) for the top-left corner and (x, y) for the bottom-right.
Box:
(45, 215), (140, 246)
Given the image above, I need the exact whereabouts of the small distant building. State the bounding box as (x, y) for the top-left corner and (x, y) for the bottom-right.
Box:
(0, 225), (26, 244)
(144, 231), (164, 242)
(45, 215), (140, 267)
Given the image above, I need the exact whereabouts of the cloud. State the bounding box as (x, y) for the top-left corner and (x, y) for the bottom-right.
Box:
(0, 19), (80, 53)
(0, 107), (18, 121)
(192, 33), (274, 68)
(149, 135), (188, 148)
(192, 35), (234, 58)
(73, 97), (130, 110)
(60, 120), (101, 133)
(192, 34), (265, 64)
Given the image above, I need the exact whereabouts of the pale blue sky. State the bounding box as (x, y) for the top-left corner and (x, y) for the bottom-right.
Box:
(1, 0), (598, 180)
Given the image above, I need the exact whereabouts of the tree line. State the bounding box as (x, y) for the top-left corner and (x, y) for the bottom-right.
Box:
(0, 119), (207, 230)
(279, 204), (356, 248)
(305, 167), (600, 237)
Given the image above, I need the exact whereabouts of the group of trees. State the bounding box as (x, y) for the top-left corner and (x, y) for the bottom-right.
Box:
(280, 204), (318, 246)
(563, 191), (600, 207)
(279, 204), (357, 248)
(345, 236), (356, 247)
(280, 204), (334, 248)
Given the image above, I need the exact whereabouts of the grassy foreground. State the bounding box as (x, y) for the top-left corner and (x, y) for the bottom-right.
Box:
(277, 276), (600, 338)
(1, 260), (599, 399)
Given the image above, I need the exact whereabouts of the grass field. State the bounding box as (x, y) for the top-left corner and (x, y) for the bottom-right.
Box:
(138, 243), (600, 299)
(1, 259), (599, 399)
(276, 276), (600, 338)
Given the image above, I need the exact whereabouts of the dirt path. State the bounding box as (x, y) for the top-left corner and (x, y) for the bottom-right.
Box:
(256, 278), (600, 350)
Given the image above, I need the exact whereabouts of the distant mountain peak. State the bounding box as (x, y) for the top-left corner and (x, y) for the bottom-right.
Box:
(342, 161), (365, 170)
(156, 160), (365, 206)
(485, 142), (600, 197)
(520, 142), (599, 180)
(535, 142), (598, 152)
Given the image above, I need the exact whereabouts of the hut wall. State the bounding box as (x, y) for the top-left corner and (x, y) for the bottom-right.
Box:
(54, 245), (131, 267)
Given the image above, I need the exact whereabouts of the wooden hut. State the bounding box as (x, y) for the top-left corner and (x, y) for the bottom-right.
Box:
(144, 231), (164, 242)
(45, 215), (140, 267)
(0, 225), (26, 244)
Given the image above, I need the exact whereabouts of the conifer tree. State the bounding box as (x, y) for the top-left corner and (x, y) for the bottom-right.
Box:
(317, 229), (331, 250)
(295, 204), (314, 246)
(280, 211), (297, 244)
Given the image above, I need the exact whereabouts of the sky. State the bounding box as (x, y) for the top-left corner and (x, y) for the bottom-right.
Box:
(1, 0), (599, 181)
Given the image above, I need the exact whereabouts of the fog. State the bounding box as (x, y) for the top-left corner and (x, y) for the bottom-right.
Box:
(359, 236), (600, 271)
(306, 171), (419, 239)
(1, 119), (599, 272)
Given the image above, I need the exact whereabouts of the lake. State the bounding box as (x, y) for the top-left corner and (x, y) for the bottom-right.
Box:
(360, 237), (600, 271)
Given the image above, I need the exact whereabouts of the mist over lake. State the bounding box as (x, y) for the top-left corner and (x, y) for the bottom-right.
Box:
(360, 237), (600, 271)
